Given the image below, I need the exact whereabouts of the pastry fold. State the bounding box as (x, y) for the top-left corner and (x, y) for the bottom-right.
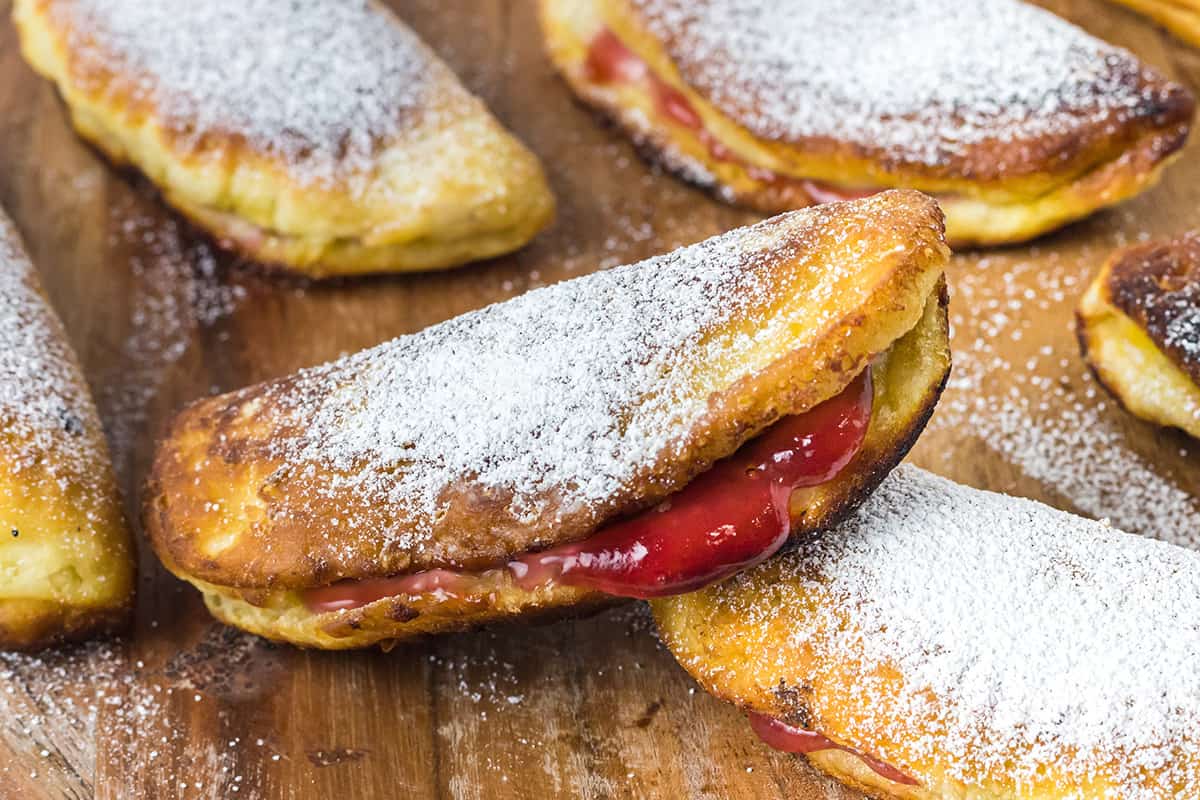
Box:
(0, 212), (134, 649)
(12, 0), (556, 278)
(1108, 0), (1200, 48)
(1077, 233), (1200, 438)
(145, 191), (950, 648)
(540, 0), (1194, 246)
(652, 466), (1200, 800)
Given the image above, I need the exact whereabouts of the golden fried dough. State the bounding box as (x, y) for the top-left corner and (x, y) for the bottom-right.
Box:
(1077, 232), (1200, 438)
(13, 0), (555, 278)
(146, 192), (950, 648)
(540, 0), (1193, 246)
(653, 466), (1200, 800)
(0, 211), (134, 649)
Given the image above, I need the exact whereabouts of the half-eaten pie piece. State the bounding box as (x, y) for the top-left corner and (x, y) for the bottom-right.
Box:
(1105, 0), (1200, 49)
(145, 191), (950, 649)
(653, 466), (1200, 800)
(540, 0), (1194, 246)
(1077, 232), (1200, 439)
(0, 210), (135, 649)
(12, 0), (556, 278)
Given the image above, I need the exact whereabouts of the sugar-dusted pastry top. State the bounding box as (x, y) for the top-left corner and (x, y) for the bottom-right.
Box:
(41, 0), (471, 184)
(0, 210), (134, 648)
(0, 215), (105, 491)
(626, 0), (1189, 175)
(147, 191), (948, 589)
(660, 465), (1200, 796)
(1105, 232), (1200, 384)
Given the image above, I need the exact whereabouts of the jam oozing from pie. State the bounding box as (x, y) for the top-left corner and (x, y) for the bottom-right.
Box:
(303, 370), (872, 611)
(304, 570), (474, 613)
(798, 180), (879, 204)
(510, 370), (872, 598)
(749, 714), (919, 786)
(584, 27), (647, 84)
(583, 28), (881, 204)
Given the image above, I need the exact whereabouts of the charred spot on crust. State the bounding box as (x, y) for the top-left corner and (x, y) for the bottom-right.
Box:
(386, 603), (419, 623)
(57, 406), (85, 436)
(774, 681), (815, 729)
(1138, 82), (1197, 129)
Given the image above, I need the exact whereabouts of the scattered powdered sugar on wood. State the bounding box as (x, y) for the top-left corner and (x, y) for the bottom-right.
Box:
(630, 0), (1172, 166)
(920, 242), (1200, 548)
(0, 642), (123, 793)
(101, 199), (249, 476)
(0, 212), (103, 491)
(956, 398), (1200, 546)
(52, 0), (457, 184)
(266, 200), (896, 544)
(0, 628), (282, 797)
(772, 466), (1200, 796)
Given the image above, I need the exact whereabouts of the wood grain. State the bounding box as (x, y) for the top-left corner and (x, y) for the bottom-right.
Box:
(0, 0), (1198, 797)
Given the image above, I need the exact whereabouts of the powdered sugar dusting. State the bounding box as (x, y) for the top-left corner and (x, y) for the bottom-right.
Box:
(102, 197), (249, 476)
(0, 627), (282, 797)
(0, 212), (101, 489)
(761, 466), (1200, 796)
(630, 0), (1168, 166)
(1163, 296), (1200, 360)
(921, 241), (1200, 549)
(263, 200), (909, 549)
(51, 0), (456, 184)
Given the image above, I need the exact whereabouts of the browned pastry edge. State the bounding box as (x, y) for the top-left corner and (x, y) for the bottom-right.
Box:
(144, 192), (948, 592)
(1101, 233), (1200, 385)
(649, 296), (957, 730)
(539, 0), (1194, 247)
(18, 0), (466, 185)
(1075, 313), (1123, 407)
(13, 0), (557, 277)
(1075, 269), (1131, 414)
(0, 211), (137, 650)
(177, 281), (950, 649)
(619, 0), (1195, 188)
(782, 285), (950, 547)
(0, 598), (130, 651)
(573, 83), (1192, 249)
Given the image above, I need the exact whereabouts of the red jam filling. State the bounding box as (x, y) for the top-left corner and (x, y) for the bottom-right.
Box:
(584, 28), (648, 84)
(304, 570), (474, 613)
(796, 180), (880, 204)
(749, 714), (919, 787)
(582, 28), (880, 205)
(510, 370), (871, 598)
(304, 370), (871, 612)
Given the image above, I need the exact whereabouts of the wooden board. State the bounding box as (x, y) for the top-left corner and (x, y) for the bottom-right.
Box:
(0, 1), (1198, 797)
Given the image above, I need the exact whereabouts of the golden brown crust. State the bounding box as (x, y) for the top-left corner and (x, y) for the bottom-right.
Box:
(12, 0), (556, 277)
(652, 467), (1200, 798)
(596, 76), (1188, 247)
(176, 283), (949, 649)
(145, 192), (948, 594)
(1104, 233), (1200, 384)
(0, 598), (130, 652)
(628, 4), (1184, 187)
(1076, 233), (1200, 438)
(0, 213), (135, 650)
(540, 0), (1194, 246)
